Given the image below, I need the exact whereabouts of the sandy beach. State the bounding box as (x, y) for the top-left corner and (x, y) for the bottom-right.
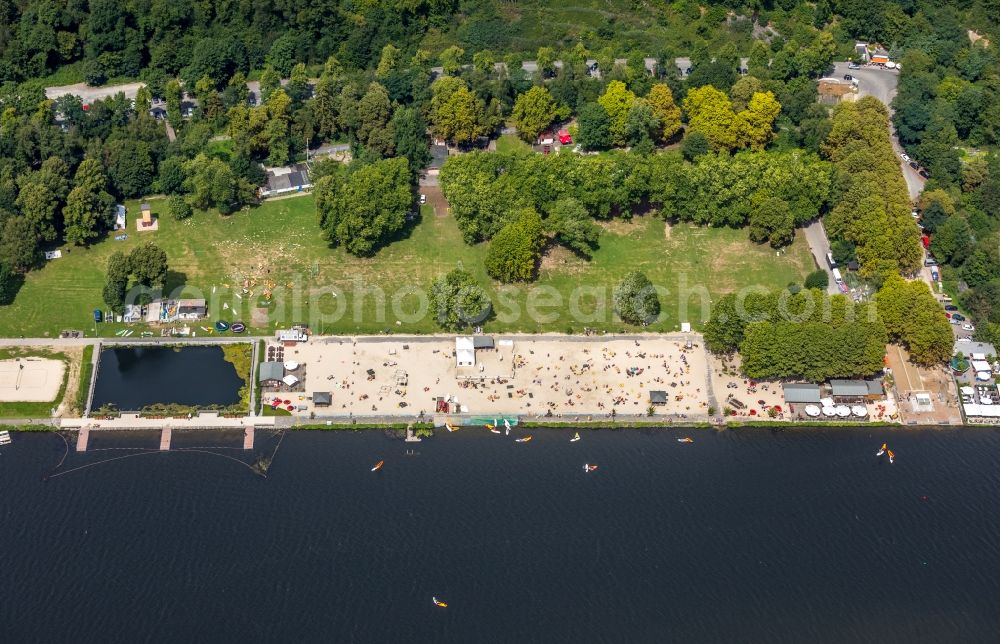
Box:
(261, 335), (712, 421)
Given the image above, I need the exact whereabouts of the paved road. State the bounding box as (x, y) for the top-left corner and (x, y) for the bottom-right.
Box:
(831, 62), (925, 201)
(45, 81), (146, 104)
(802, 220), (839, 295)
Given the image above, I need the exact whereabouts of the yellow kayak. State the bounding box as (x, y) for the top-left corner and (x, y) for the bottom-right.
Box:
(515, 436), (532, 443)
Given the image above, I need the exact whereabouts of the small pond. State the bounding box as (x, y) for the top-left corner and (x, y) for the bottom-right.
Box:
(91, 345), (245, 411)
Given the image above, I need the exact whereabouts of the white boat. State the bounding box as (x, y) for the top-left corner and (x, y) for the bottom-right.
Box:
(504, 418), (511, 435)
(0, 430), (11, 445)
(570, 432), (581, 442)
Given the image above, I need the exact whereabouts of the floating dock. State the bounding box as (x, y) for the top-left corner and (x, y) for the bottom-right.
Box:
(76, 427), (90, 452)
(243, 426), (254, 450)
(0, 430), (11, 445)
(159, 426), (172, 451)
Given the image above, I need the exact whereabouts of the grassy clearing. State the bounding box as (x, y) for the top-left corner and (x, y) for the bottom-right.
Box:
(75, 344), (94, 414)
(0, 194), (814, 337)
(496, 134), (532, 154)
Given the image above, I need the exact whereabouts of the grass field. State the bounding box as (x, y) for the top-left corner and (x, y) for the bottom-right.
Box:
(495, 134), (532, 154)
(0, 194), (815, 337)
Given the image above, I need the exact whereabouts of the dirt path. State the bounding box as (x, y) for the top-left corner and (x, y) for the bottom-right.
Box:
(422, 184), (449, 217)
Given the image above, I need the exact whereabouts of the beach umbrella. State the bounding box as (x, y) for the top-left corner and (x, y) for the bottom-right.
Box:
(286, 405), (294, 411)
(749, 409), (757, 416)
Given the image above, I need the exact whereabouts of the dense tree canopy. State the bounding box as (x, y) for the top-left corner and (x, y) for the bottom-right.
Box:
(315, 157), (412, 256)
(430, 268), (492, 331)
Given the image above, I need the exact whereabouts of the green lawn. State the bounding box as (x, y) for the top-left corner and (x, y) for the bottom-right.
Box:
(0, 194), (815, 337)
(496, 134), (532, 154)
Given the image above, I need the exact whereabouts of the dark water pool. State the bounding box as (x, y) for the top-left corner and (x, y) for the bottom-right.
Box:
(90, 345), (243, 410)
(4, 427), (1000, 643)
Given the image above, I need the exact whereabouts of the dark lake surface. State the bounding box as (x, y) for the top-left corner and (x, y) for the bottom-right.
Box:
(4, 427), (1000, 643)
(90, 345), (243, 410)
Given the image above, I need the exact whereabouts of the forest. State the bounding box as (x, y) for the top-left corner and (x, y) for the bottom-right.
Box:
(0, 0), (997, 354)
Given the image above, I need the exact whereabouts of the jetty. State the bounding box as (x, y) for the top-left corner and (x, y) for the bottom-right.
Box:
(76, 426), (90, 452)
(159, 426), (172, 451)
(0, 429), (11, 445)
(243, 426), (254, 450)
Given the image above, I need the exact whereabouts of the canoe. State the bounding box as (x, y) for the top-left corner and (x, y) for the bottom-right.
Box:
(371, 460), (384, 472)
(677, 438), (693, 443)
(515, 436), (532, 443)
(433, 597), (448, 608)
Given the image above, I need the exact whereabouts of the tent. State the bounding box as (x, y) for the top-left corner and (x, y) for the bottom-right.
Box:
(804, 405), (821, 417)
(456, 336), (475, 367)
(284, 361), (299, 371)
(282, 374), (299, 387)
(972, 360), (991, 373)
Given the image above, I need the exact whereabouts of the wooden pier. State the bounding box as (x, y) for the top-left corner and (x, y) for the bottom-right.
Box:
(76, 426), (90, 452)
(159, 426), (172, 451)
(243, 426), (254, 450)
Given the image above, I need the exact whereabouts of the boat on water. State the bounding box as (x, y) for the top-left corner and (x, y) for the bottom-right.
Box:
(876, 443), (887, 457)
(583, 463), (598, 473)
(887, 449), (895, 464)
(677, 437), (693, 443)
(515, 436), (532, 443)
(504, 419), (512, 435)
(433, 597), (448, 608)
(215, 320), (230, 332)
(371, 460), (384, 472)
(570, 432), (581, 442)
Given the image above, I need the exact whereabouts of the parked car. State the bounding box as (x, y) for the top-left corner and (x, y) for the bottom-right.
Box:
(944, 305), (958, 311)
(951, 318), (961, 325)
(957, 337), (972, 343)
(909, 161), (919, 169)
(844, 74), (853, 81)
(919, 169), (930, 178)
(848, 63), (861, 70)
(900, 153), (910, 162)
(951, 313), (966, 322)
(924, 257), (937, 266)
(962, 323), (975, 331)
(419, 194), (427, 204)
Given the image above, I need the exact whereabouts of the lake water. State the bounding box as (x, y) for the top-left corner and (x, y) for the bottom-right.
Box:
(4, 427), (1000, 643)
(90, 345), (244, 410)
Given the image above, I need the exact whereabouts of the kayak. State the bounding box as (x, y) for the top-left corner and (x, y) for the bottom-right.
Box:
(371, 460), (384, 472)
(677, 438), (693, 443)
(876, 443), (887, 457)
(515, 436), (532, 443)
(887, 449), (895, 464)
(231, 322), (246, 333)
(433, 597), (448, 608)
(583, 463), (598, 473)
(215, 320), (230, 332)
(570, 432), (581, 442)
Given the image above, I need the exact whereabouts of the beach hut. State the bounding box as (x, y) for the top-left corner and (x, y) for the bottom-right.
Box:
(649, 390), (668, 406)
(312, 392), (332, 407)
(783, 383), (821, 405)
(258, 361), (283, 385)
(830, 380), (869, 404)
